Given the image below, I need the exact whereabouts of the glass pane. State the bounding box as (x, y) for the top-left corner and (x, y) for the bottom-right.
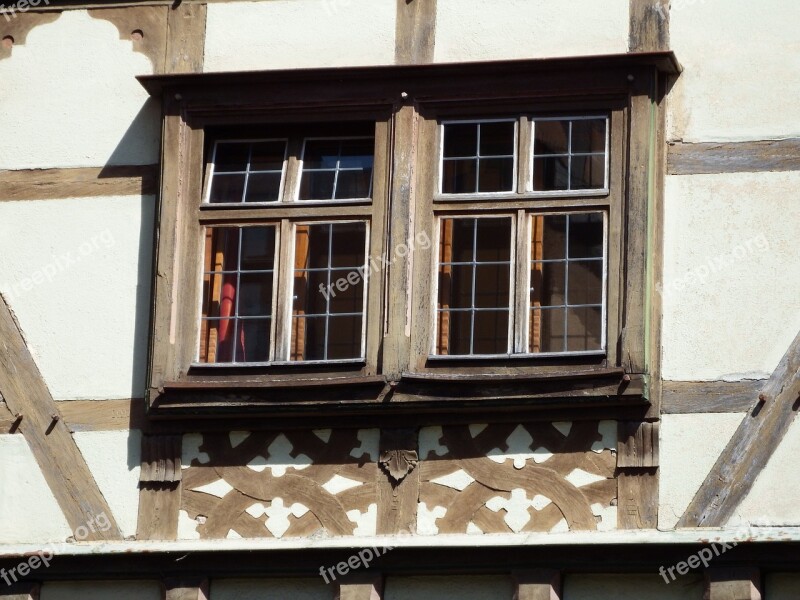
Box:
(329, 276), (364, 314)
(209, 174), (246, 203)
(331, 222), (367, 268)
(249, 141), (286, 171)
(327, 315), (363, 359)
(205, 228), (241, 273)
(245, 173), (282, 202)
(440, 310), (472, 355)
(238, 273), (273, 317)
(567, 261), (603, 306)
(238, 318), (271, 362)
(478, 157), (514, 192)
(338, 139), (375, 169)
(534, 121), (569, 155)
(296, 270), (329, 316)
(335, 170), (372, 199)
(303, 140), (341, 169)
(474, 264), (509, 309)
(214, 143), (250, 172)
(530, 261), (565, 307)
(531, 215), (567, 261)
(479, 121), (515, 156)
(299, 171), (336, 200)
(442, 159), (477, 194)
(567, 213), (604, 258)
(202, 318), (236, 363)
(439, 265), (473, 309)
(240, 227), (276, 271)
(566, 306), (602, 351)
(533, 156), (569, 191)
(291, 316), (326, 361)
(530, 307), (566, 353)
(570, 154), (605, 190)
(475, 218), (512, 262)
(473, 310), (509, 354)
(443, 123), (478, 158)
(571, 119), (606, 154)
(446, 218), (475, 263)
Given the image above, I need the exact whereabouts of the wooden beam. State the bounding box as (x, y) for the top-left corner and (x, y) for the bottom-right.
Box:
(618, 421), (659, 468)
(137, 435), (182, 540)
(662, 380), (764, 414)
(706, 568), (761, 600)
(0, 11), (60, 61)
(165, 1), (206, 74)
(395, 0), (437, 64)
(668, 139), (800, 175)
(0, 165), (159, 201)
(377, 428), (419, 535)
(58, 398), (147, 432)
(89, 5), (169, 73)
(629, 0), (669, 53)
(679, 331), (800, 527)
(336, 578), (384, 600)
(0, 296), (122, 540)
(617, 469), (658, 529)
(514, 570), (561, 600)
(0, 583), (40, 599)
(163, 578), (209, 600)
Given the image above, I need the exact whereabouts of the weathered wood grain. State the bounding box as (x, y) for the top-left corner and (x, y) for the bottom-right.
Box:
(337, 579), (384, 600)
(662, 380), (764, 414)
(617, 468), (658, 529)
(0, 296), (122, 540)
(514, 570), (562, 600)
(137, 483), (181, 541)
(59, 398), (147, 432)
(0, 166), (159, 201)
(141, 435), (182, 483)
(629, 0), (669, 53)
(679, 331), (800, 527)
(668, 139), (800, 175)
(0, 11), (60, 61)
(377, 428), (419, 535)
(165, 1), (206, 74)
(617, 421), (659, 468)
(89, 5), (169, 73)
(395, 0), (437, 64)
(163, 578), (209, 600)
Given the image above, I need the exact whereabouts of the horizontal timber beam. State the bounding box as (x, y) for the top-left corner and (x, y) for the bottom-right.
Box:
(662, 380), (765, 414)
(0, 165), (159, 201)
(668, 139), (800, 175)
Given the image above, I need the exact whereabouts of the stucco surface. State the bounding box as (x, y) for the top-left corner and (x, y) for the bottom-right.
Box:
(659, 413), (745, 530)
(0, 435), (72, 543)
(434, 0), (628, 63)
(204, 0), (395, 72)
(668, 0), (800, 142)
(0, 11), (159, 169)
(661, 172), (800, 381)
(0, 195), (155, 400)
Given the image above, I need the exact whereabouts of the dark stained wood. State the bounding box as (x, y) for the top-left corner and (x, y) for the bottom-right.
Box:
(679, 331), (800, 527)
(617, 421), (659, 468)
(88, 5), (168, 73)
(377, 428), (418, 535)
(706, 568), (762, 600)
(0, 11), (60, 61)
(662, 380), (764, 414)
(668, 139), (800, 175)
(514, 570), (561, 600)
(617, 468), (658, 529)
(629, 0), (669, 53)
(395, 0), (437, 65)
(0, 296), (122, 540)
(59, 398), (147, 432)
(164, 578), (209, 600)
(165, 1), (206, 74)
(0, 165), (159, 201)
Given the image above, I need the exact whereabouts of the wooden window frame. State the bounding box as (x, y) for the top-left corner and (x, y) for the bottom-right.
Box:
(139, 53), (678, 418)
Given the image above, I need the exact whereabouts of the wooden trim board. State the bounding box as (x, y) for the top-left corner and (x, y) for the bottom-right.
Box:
(0, 166), (159, 201)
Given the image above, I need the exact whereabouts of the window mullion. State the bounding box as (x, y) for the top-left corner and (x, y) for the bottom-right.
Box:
(513, 209), (528, 354)
(273, 220), (294, 361)
(517, 116), (531, 194)
(283, 137), (305, 203)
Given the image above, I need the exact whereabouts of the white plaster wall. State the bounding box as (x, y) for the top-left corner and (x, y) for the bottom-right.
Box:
(434, 0), (628, 63)
(659, 413), (745, 530)
(661, 172), (800, 381)
(564, 574), (704, 599)
(41, 581), (161, 600)
(0, 195), (155, 400)
(0, 11), (159, 169)
(73, 430), (142, 538)
(204, 0), (395, 72)
(0, 435), (72, 543)
(765, 574), (800, 600)
(384, 576), (513, 600)
(729, 416), (800, 527)
(668, 0), (800, 142)
(211, 578), (333, 600)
